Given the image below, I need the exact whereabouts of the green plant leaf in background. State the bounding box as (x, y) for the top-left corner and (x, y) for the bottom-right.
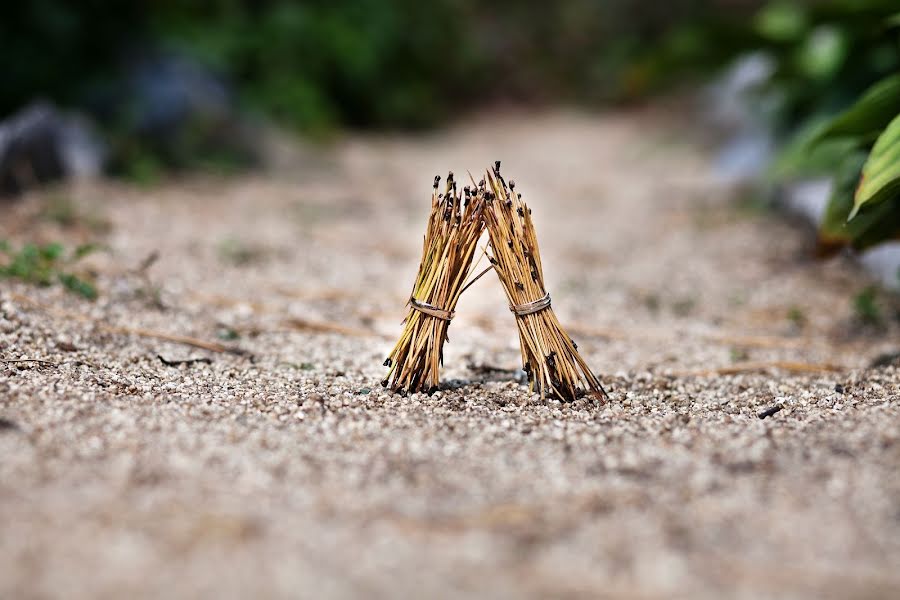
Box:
(773, 118), (859, 178)
(0, 241), (100, 299)
(818, 150), (900, 251)
(754, 1), (808, 42)
(819, 151), (870, 246)
(850, 201), (900, 250)
(851, 112), (900, 219)
(57, 273), (97, 300)
(72, 243), (101, 261)
(813, 74), (900, 144)
(796, 25), (847, 81)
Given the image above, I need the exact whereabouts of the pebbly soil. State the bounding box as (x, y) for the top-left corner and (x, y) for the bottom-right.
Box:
(2, 109), (899, 599)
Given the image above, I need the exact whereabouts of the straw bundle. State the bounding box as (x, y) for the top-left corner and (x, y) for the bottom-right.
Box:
(382, 172), (486, 393)
(482, 162), (607, 401)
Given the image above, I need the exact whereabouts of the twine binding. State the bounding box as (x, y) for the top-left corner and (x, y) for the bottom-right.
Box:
(409, 297), (454, 321)
(509, 292), (551, 317)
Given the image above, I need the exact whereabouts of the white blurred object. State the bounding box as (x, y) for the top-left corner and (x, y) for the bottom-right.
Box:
(860, 244), (900, 289)
(779, 178), (831, 224)
(0, 102), (105, 196)
(58, 112), (105, 180)
(707, 51), (777, 131)
(708, 52), (779, 186)
(714, 132), (775, 186)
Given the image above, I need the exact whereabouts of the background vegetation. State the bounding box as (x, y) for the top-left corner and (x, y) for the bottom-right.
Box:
(1, 1), (761, 132)
(752, 1), (900, 250)
(2, 1), (898, 253)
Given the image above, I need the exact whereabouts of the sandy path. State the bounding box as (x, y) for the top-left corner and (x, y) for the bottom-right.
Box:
(2, 109), (899, 599)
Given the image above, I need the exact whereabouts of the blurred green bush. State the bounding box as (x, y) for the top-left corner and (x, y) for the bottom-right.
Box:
(1, 1), (768, 180)
(8, 0), (896, 251)
(0, 0), (758, 134)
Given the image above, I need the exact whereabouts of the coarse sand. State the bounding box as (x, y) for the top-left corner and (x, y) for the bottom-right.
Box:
(2, 109), (899, 599)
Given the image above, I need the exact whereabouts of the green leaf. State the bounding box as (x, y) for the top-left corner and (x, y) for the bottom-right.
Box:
(813, 74), (900, 145)
(818, 151), (900, 250)
(854, 286), (881, 325)
(58, 273), (98, 300)
(72, 243), (101, 260)
(39, 242), (64, 261)
(773, 120), (858, 178)
(851, 112), (900, 218)
(851, 201), (900, 250)
(819, 152), (869, 244)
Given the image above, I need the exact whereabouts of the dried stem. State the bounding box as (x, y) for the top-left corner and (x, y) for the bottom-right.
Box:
(673, 361), (847, 377)
(9, 293), (246, 355)
(482, 162), (608, 402)
(383, 173), (485, 393)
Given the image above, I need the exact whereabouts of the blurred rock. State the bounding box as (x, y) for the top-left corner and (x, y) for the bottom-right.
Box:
(0, 102), (104, 197)
(707, 52), (778, 186)
(126, 52), (233, 140)
(707, 52), (776, 132)
(778, 178), (831, 225)
(860, 244), (900, 290)
(94, 51), (261, 171)
(714, 132), (775, 187)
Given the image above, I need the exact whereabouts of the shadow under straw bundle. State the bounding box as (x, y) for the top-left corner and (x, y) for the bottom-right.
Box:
(482, 162), (608, 402)
(383, 172), (485, 394)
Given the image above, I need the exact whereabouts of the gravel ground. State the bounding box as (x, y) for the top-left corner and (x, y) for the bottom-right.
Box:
(2, 109), (900, 599)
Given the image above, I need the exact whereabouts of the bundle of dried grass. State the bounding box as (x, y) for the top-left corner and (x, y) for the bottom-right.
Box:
(382, 172), (486, 393)
(482, 162), (608, 401)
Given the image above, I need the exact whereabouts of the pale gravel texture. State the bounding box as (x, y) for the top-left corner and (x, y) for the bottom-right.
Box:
(2, 109), (900, 599)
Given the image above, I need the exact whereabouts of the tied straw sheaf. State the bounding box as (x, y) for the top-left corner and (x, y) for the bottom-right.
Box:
(384, 162), (608, 402)
(382, 172), (487, 394)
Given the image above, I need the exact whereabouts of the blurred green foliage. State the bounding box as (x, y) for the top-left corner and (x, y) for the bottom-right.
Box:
(0, 1), (772, 181)
(0, 240), (98, 299)
(147, 0), (480, 131)
(6, 0), (896, 240)
(0, 0), (760, 134)
(0, 2), (143, 116)
(854, 285), (882, 324)
(750, 0), (899, 137)
(759, 0), (900, 251)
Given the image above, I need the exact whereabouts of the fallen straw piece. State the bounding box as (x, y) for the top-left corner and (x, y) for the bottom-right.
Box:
(382, 172), (485, 394)
(482, 161), (608, 402)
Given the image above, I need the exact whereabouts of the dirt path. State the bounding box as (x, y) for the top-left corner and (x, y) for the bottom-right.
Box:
(2, 109), (899, 599)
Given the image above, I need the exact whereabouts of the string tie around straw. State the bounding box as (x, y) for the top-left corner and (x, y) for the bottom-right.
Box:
(509, 292), (551, 317)
(409, 297), (454, 321)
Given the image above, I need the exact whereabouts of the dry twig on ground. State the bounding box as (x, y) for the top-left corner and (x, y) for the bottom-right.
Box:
(674, 361), (847, 377)
(9, 293), (247, 355)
